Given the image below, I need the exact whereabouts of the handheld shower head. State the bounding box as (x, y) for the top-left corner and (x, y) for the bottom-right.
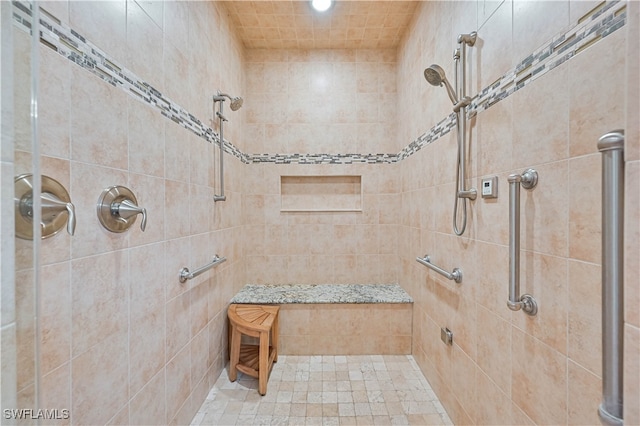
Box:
(213, 92), (243, 111)
(424, 64), (446, 86)
(424, 64), (458, 105)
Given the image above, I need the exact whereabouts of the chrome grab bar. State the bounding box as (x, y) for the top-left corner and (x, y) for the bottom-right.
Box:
(597, 130), (624, 426)
(416, 255), (463, 283)
(507, 169), (538, 316)
(179, 255), (227, 283)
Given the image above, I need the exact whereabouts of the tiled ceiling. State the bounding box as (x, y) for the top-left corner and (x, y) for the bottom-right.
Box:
(219, 1), (420, 49)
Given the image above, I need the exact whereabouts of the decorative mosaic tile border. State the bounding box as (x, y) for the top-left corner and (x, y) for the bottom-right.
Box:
(250, 153), (397, 165)
(469, 0), (626, 116)
(12, 0), (252, 164)
(398, 0), (627, 161)
(12, 0), (627, 166)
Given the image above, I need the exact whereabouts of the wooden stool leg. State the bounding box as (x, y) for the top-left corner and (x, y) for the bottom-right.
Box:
(229, 326), (240, 382)
(272, 312), (279, 363)
(258, 330), (269, 395)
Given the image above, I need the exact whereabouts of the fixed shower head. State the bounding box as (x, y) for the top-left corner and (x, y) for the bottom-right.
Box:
(213, 92), (243, 111)
(424, 64), (458, 105)
(229, 96), (243, 111)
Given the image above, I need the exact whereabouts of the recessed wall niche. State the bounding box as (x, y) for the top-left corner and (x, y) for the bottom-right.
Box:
(280, 175), (363, 212)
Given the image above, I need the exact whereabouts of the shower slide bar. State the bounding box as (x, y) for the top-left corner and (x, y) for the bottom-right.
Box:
(507, 169), (538, 316)
(179, 255), (227, 283)
(416, 255), (463, 283)
(597, 130), (624, 426)
(213, 91), (243, 202)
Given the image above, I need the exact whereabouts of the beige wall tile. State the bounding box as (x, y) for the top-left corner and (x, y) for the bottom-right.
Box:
(511, 68), (569, 169)
(512, 328), (568, 424)
(567, 360), (602, 426)
(41, 363), (71, 426)
(568, 260), (601, 376)
(476, 0), (513, 91)
(69, 67), (128, 169)
(624, 324), (640, 424)
(128, 100), (165, 178)
(166, 292), (191, 362)
(625, 161), (640, 327)
(513, 1), (569, 61)
(190, 327), (210, 391)
(166, 344), (191, 424)
(40, 262), (71, 375)
(474, 368), (513, 425)
(15, 270), (35, 393)
(129, 369), (166, 425)
(71, 332), (128, 426)
(244, 48), (397, 155)
(450, 345), (477, 420)
(476, 305), (511, 396)
(38, 46), (70, 160)
(71, 250), (128, 356)
(69, 1), (127, 65)
(515, 251), (568, 354)
(626, 0), (640, 161)
(568, 154), (601, 263)
(129, 304), (165, 397)
(521, 160), (569, 258)
(568, 29), (626, 157)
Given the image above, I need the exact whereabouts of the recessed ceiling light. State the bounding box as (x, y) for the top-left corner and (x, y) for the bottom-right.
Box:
(311, 0), (332, 12)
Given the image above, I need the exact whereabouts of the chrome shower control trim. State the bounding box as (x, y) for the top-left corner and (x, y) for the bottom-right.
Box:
(15, 173), (76, 240)
(97, 185), (147, 233)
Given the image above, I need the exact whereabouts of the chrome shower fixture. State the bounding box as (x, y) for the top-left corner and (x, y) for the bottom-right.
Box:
(423, 31), (477, 236)
(424, 64), (458, 105)
(212, 90), (243, 202)
(213, 92), (243, 111)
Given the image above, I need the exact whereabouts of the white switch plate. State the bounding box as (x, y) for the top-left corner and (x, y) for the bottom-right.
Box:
(481, 176), (498, 198)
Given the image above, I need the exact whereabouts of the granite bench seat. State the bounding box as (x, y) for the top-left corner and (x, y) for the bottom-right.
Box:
(229, 284), (413, 355)
(230, 283), (413, 305)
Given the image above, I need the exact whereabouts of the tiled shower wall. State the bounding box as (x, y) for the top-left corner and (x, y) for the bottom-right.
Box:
(5, 1), (638, 425)
(13, 1), (246, 424)
(242, 49), (401, 285)
(397, 1), (639, 425)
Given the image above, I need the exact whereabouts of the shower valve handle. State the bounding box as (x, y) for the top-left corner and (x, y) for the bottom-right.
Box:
(113, 199), (147, 232)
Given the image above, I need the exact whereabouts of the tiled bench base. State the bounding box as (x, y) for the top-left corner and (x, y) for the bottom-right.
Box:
(230, 284), (413, 355)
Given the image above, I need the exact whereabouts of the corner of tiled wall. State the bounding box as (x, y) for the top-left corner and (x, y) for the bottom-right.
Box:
(397, 0), (637, 425)
(9, 1), (249, 424)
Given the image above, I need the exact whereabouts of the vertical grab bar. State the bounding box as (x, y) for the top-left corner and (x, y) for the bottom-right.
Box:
(597, 130), (624, 426)
(507, 168), (538, 316)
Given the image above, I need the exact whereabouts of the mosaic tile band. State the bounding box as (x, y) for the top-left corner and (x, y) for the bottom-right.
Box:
(12, 0), (626, 165)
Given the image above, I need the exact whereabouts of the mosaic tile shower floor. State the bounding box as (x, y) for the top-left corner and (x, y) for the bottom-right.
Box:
(191, 355), (452, 426)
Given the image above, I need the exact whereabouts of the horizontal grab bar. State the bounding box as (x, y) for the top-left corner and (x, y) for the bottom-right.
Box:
(179, 255), (227, 283)
(416, 255), (463, 283)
